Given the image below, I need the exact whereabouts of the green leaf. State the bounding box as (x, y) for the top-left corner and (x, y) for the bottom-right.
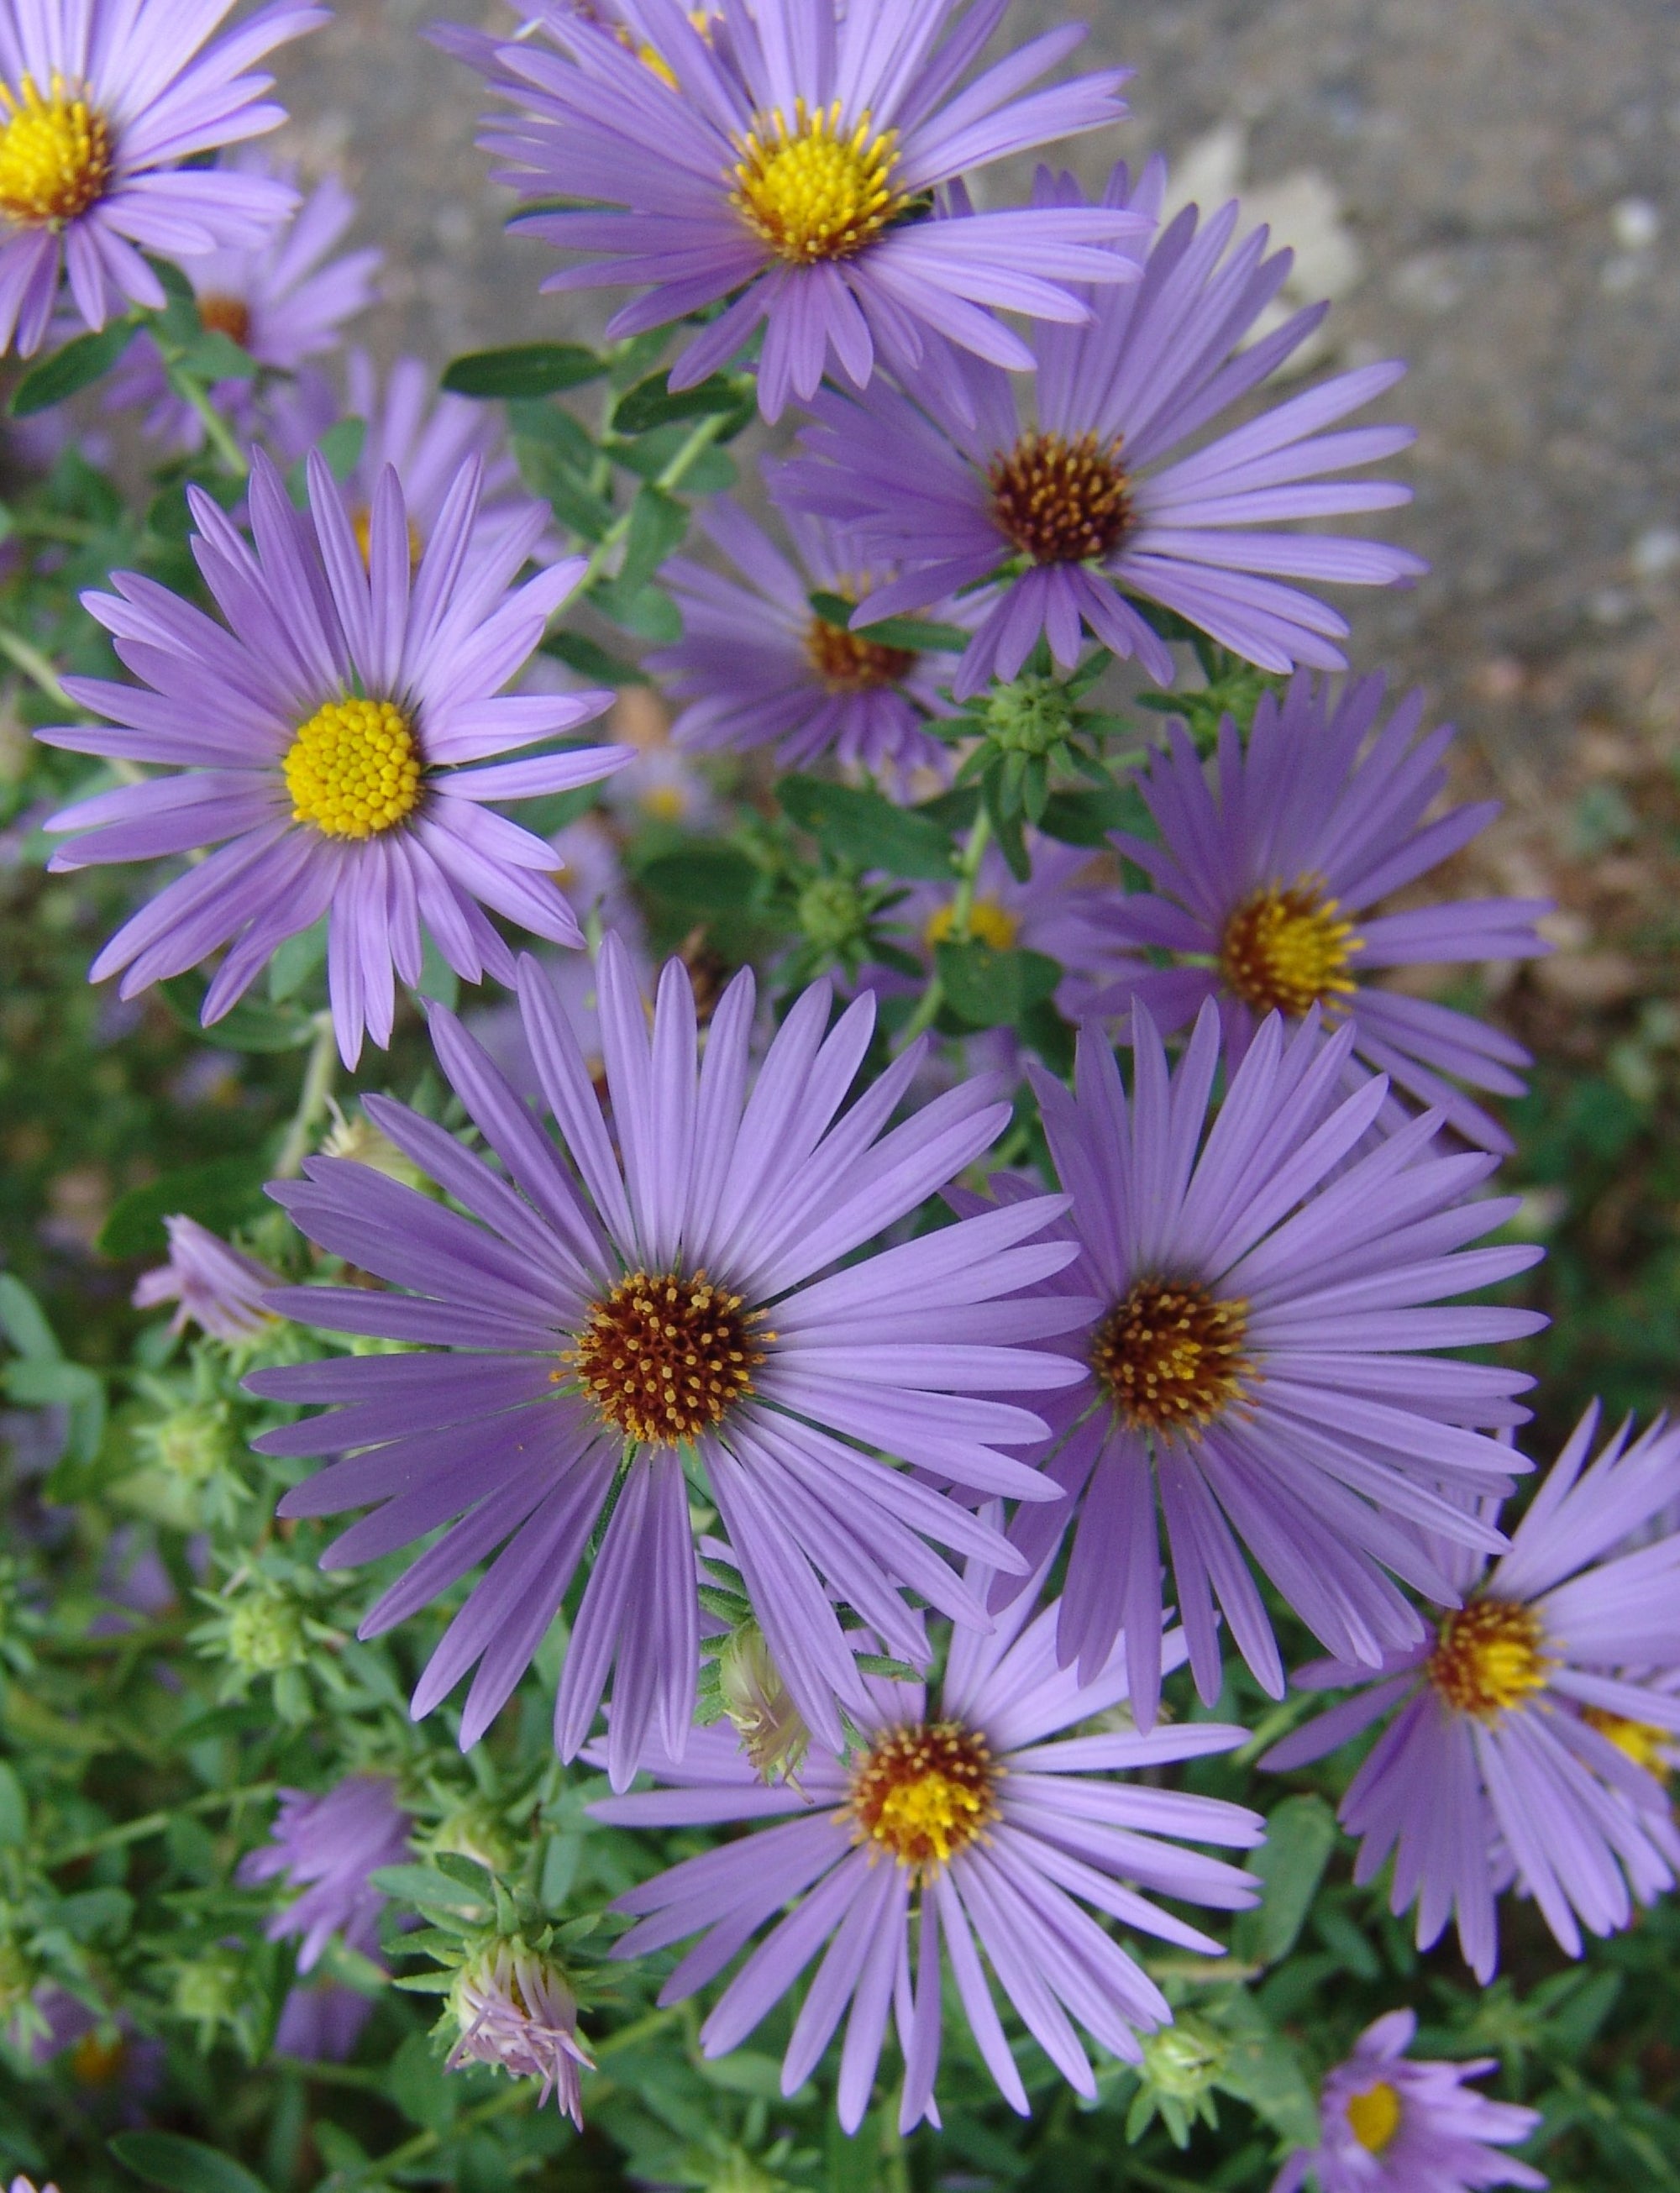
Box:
(613, 369), (746, 435)
(0, 1763), (27, 1845)
(934, 942), (1062, 1031)
(11, 318), (140, 415)
(864, 612), (970, 653)
(387, 2031), (457, 2129)
(266, 919), (327, 1004)
(109, 2131), (270, 2193)
(543, 631), (649, 686)
(617, 483), (689, 595)
(1231, 1793), (1338, 1967)
(176, 330), (257, 381)
(98, 1157), (272, 1262)
(1037, 782), (1142, 847)
(0, 1274), (60, 1361)
(366, 1863), (492, 1919)
(637, 846), (760, 915)
(316, 415), (366, 480)
(443, 343), (604, 398)
(778, 775), (953, 882)
(158, 976), (315, 1052)
(3, 1357), (100, 1409)
(590, 574), (682, 641)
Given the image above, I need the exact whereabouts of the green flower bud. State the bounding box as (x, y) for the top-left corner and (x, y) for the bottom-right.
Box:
(795, 874), (868, 957)
(717, 1623), (808, 1785)
(1140, 2016), (1226, 2102)
(979, 673), (1078, 758)
(224, 1588), (307, 1674)
(141, 1402), (234, 1487)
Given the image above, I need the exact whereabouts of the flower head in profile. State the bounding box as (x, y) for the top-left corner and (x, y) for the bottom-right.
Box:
(103, 153), (381, 453)
(0, 0), (321, 354)
(39, 448), (627, 1065)
(246, 944), (1089, 1787)
(779, 158), (1423, 699)
(1273, 2010), (1545, 2192)
(649, 496), (960, 793)
(979, 1005), (1545, 1729)
(132, 1214), (280, 1344)
(1070, 674), (1551, 1151)
(447, 1939), (591, 2124)
(592, 1546), (1262, 2132)
(1263, 1404), (1680, 1981)
(450, 0), (1147, 419)
(239, 1774), (412, 1973)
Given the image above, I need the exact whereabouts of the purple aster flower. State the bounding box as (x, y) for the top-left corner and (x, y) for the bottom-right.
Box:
(449, 0), (1148, 422)
(239, 1773), (412, 1972)
(977, 1003), (1546, 1730)
(1069, 674), (1551, 1153)
(446, 1939), (591, 2124)
(131, 1213), (280, 1343)
(874, 832), (1104, 994)
(777, 157), (1425, 700)
(0, 0), (321, 356)
(38, 447), (627, 1065)
(245, 942), (1089, 1787)
(103, 153), (382, 454)
(592, 1541), (1263, 2132)
(648, 495), (960, 792)
(337, 349), (545, 553)
(1263, 1403), (1680, 1981)
(274, 1976), (377, 2062)
(1273, 2009), (1544, 2193)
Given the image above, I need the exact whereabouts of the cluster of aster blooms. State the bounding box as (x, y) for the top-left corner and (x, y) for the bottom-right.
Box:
(0, 0), (1668, 2185)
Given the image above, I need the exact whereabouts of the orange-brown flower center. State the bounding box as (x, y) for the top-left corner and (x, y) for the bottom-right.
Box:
(989, 428), (1131, 565)
(803, 612), (916, 693)
(1427, 1599), (1551, 1719)
(563, 1267), (771, 1446)
(1093, 1278), (1251, 1437)
(1219, 880), (1360, 1018)
(848, 1720), (998, 1877)
(197, 292), (252, 348)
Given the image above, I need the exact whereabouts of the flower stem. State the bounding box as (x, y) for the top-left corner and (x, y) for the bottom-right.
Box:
(52, 1780), (279, 1865)
(166, 360), (250, 480)
(563, 409), (729, 607)
(893, 805), (995, 1052)
(275, 1011), (339, 1179)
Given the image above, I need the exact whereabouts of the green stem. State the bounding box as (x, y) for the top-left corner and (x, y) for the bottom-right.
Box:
(165, 360), (249, 480)
(0, 622), (146, 785)
(275, 1011), (339, 1179)
(563, 409), (728, 607)
(53, 1780), (279, 1865)
(892, 805), (995, 1052)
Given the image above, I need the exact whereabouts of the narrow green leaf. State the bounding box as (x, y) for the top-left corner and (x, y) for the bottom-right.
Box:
(543, 631), (649, 685)
(98, 1157), (272, 1262)
(366, 1863), (491, 1918)
(638, 846), (761, 915)
(109, 2131), (270, 2193)
(442, 342), (604, 398)
(176, 330), (257, 381)
(864, 613), (970, 653)
(617, 483), (689, 595)
(778, 775), (953, 882)
(933, 942), (1062, 1031)
(1232, 1794), (1338, 1967)
(12, 318), (141, 415)
(612, 368), (745, 434)
(1037, 783), (1142, 847)
(0, 1274), (60, 1361)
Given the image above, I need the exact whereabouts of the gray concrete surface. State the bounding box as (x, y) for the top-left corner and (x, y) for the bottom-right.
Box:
(268, 0), (1680, 753)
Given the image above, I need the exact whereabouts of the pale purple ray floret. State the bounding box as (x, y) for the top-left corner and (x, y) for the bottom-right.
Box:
(131, 1213), (279, 1343)
(1272, 2009), (1545, 2192)
(1263, 1403), (1680, 1982)
(592, 1538), (1263, 2132)
(969, 1003), (1546, 1729)
(38, 447), (627, 1066)
(1068, 671), (1553, 1152)
(776, 156), (1425, 696)
(239, 1772), (412, 1973)
(0, 0), (323, 355)
(440, 0), (1149, 419)
(245, 942), (1092, 1788)
(648, 495), (961, 792)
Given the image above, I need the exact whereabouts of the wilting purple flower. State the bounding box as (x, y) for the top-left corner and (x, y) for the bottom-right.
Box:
(1275, 2011), (1544, 2193)
(648, 496), (959, 791)
(977, 1004), (1546, 1729)
(246, 942), (1089, 1786)
(102, 152), (381, 453)
(447, 1940), (591, 2123)
(1070, 674), (1551, 1152)
(0, 0), (321, 355)
(449, 0), (1147, 421)
(39, 448), (627, 1065)
(239, 1774), (412, 1971)
(593, 1541), (1263, 2132)
(1263, 1404), (1680, 1981)
(778, 158), (1423, 699)
(132, 1213), (280, 1342)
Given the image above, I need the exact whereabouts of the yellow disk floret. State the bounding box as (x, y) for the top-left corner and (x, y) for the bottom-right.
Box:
(923, 897), (1019, 952)
(1347, 2080), (1402, 2155)
(0, 73), (112, 225)
(732, 99), (904, 264)
(1427, 1598), (1552, 1720)
(283, 697), (423, 840)
(1219, 879), (1360, 1018)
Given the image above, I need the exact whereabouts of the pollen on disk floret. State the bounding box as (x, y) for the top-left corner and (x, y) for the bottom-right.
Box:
(562, 1267), (773, 1447)
(0, 72), (112, 224)
(848, 1720), (1000, 1878)
(282, 697), (423, 840)
(732, 99), (904, 265)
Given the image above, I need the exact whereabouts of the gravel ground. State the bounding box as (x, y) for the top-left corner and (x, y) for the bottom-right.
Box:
(266, 0), (1680, 766)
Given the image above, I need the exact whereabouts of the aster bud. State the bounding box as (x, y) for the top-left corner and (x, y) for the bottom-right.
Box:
(1140, 2017), (1226, 2104)
(795, 874), (869, 959)
(139, 1401), (234, 1487)
(318, 1100), (429, 1191)
(979, 671), (1079, 760)
(224, 1587), (308, 1675)
(717, 1623), (808, 1785)
(445, 1939), (591, 2125)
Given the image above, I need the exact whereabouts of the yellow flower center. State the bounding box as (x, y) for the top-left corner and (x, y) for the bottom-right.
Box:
(1219, 881), (1361, 1018)
(989, 429), (1131, 565)
(563, 1267), (772, 1447)
(282, 697), (423, 840)
(350, 505), (425, 570)
(1093, 1278), (1251, 1438)
(1427, 1598), (1551, 1720)
(923, 897), (1019, 952)
(732, 99), (904, 265)
(803, 611), (917, 694)
(848, 1721), (998, 1879)
(1582, 1706), (1672, 1777)
(1347, 2080), (1402, 2155)
(0, 73), (112, 225)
